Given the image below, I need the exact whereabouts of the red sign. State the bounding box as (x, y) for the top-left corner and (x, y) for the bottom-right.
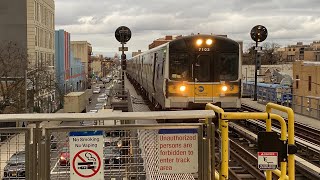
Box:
(72, 149), (101, 178)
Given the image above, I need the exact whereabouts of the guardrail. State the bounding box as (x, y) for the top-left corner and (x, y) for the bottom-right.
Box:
(0, 110), (215, 180)
(206, 103), (296, 180)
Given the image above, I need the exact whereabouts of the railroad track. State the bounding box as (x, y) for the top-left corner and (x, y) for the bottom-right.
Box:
(233, 103), (320, 179)
(241, 104), (320, 165)
(240, 104), (320, 146)
(229, 122), (320, 180)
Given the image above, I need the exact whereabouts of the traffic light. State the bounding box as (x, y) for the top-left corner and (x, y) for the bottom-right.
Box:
(257, 53), (261, 70)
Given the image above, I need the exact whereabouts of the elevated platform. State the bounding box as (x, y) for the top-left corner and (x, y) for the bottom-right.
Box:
(242, 98), (320, 129)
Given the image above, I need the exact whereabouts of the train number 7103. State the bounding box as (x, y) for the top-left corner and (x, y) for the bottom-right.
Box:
(198, 48), (210, 51)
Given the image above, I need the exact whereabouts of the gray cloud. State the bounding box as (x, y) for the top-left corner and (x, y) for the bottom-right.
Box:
(55, 0), (320, 55)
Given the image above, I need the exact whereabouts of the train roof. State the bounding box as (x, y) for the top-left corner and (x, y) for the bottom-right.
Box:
(129, 34), (239, 59)
(169, 34), (237, 45)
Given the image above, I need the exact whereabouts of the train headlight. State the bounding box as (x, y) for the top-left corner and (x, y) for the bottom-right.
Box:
(196, 39), (203, 46)
(222, 85), (228, 92)
(179, 85), (186, 92)
(206, 39), (213, 45)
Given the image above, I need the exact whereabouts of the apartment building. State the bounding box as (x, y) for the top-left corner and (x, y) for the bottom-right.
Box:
(0, 0), (55, 113)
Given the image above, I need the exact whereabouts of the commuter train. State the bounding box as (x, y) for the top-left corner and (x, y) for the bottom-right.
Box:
(126, 34), (242, 110)
(242, 82), (292, 103)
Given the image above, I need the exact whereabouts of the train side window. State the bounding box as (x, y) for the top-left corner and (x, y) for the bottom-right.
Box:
(161, 62), (164, 75)
(169, 53), (189, 80)
(157, 64), (160, 79)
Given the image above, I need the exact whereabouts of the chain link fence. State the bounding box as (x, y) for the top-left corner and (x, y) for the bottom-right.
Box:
(0, 128), (30, 180)
(0, 111), (214, 180)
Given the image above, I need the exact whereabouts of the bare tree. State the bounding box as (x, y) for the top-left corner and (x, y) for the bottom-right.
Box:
(242, 43), (256, 65)
(243, 42), (284, 65)
(0, 41), (28, 113)
(0, 41), (62, 113)
(261, 42), (282, 65)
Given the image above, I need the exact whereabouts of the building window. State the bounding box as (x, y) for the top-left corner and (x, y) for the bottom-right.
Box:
(35, 51), (39, 67)
(35, 27), (37, 46)
(308, 76), (311, 91)
(299, 55), (303, 60)
(296, 75), (299, 89)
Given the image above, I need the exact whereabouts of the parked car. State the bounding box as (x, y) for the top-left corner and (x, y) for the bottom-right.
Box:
(103, 143), (124, 166)
(93, 88), (101, 94)
(59, 147), (70, 166)
(96, 102), (106, 107)
(95, 104), (104, 110)
(88, 109), (98, 113)
(102, 78), (111, 83)
(50, 135), (57, 149)
(3, 151), (25, 179)
(99, 93), (107, 98)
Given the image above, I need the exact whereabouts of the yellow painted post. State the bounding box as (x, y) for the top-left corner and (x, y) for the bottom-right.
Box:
(206, 104), (226, 179)
(266, 103), (295, 180)
(280, 162), (287, 180)
(220, 119), (228, 179)
(223, 113), (289, 180)
(265, 112), (272, 180)
(206, 104), (291, 180)
(215, 170), (220, 180)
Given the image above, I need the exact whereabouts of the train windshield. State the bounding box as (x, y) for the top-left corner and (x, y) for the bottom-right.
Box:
(169, 53), (189, 80)
(219, 53), (239, 81)
(195, 55), (211, 82)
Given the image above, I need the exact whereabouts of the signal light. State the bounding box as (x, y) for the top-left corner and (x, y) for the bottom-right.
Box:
(179, 85), (186, 92)
(206, 39), (213, 45)
(196, 39), (203, 46)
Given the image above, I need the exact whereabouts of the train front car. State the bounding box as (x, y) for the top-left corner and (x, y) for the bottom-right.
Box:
(166, 35), (241, 110)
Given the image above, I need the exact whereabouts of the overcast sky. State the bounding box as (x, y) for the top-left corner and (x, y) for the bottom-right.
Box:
(55, 0), (320, 57)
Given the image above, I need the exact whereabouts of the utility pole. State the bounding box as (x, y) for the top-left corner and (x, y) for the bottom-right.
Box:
(250, 25), (268, 101)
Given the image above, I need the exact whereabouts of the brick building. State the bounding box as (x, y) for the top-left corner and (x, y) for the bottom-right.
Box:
(148, 35), (182, 49)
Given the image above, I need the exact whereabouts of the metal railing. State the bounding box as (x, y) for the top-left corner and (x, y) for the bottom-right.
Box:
(0, 110), (215, 180)
(206, 103), (296, 180)
(243, 90), (320, 120)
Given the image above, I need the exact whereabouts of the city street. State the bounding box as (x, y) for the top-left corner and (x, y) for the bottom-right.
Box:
(49, 77), (129, 179)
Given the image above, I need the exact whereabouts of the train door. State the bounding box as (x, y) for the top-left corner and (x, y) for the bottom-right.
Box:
(192, 54), (214, 103)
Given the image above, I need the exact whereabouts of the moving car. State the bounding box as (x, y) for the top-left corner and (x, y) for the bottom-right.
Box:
(59, 147), (70, 166)
(93, 87), (101, 94)
(3, 151), (25, 179)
